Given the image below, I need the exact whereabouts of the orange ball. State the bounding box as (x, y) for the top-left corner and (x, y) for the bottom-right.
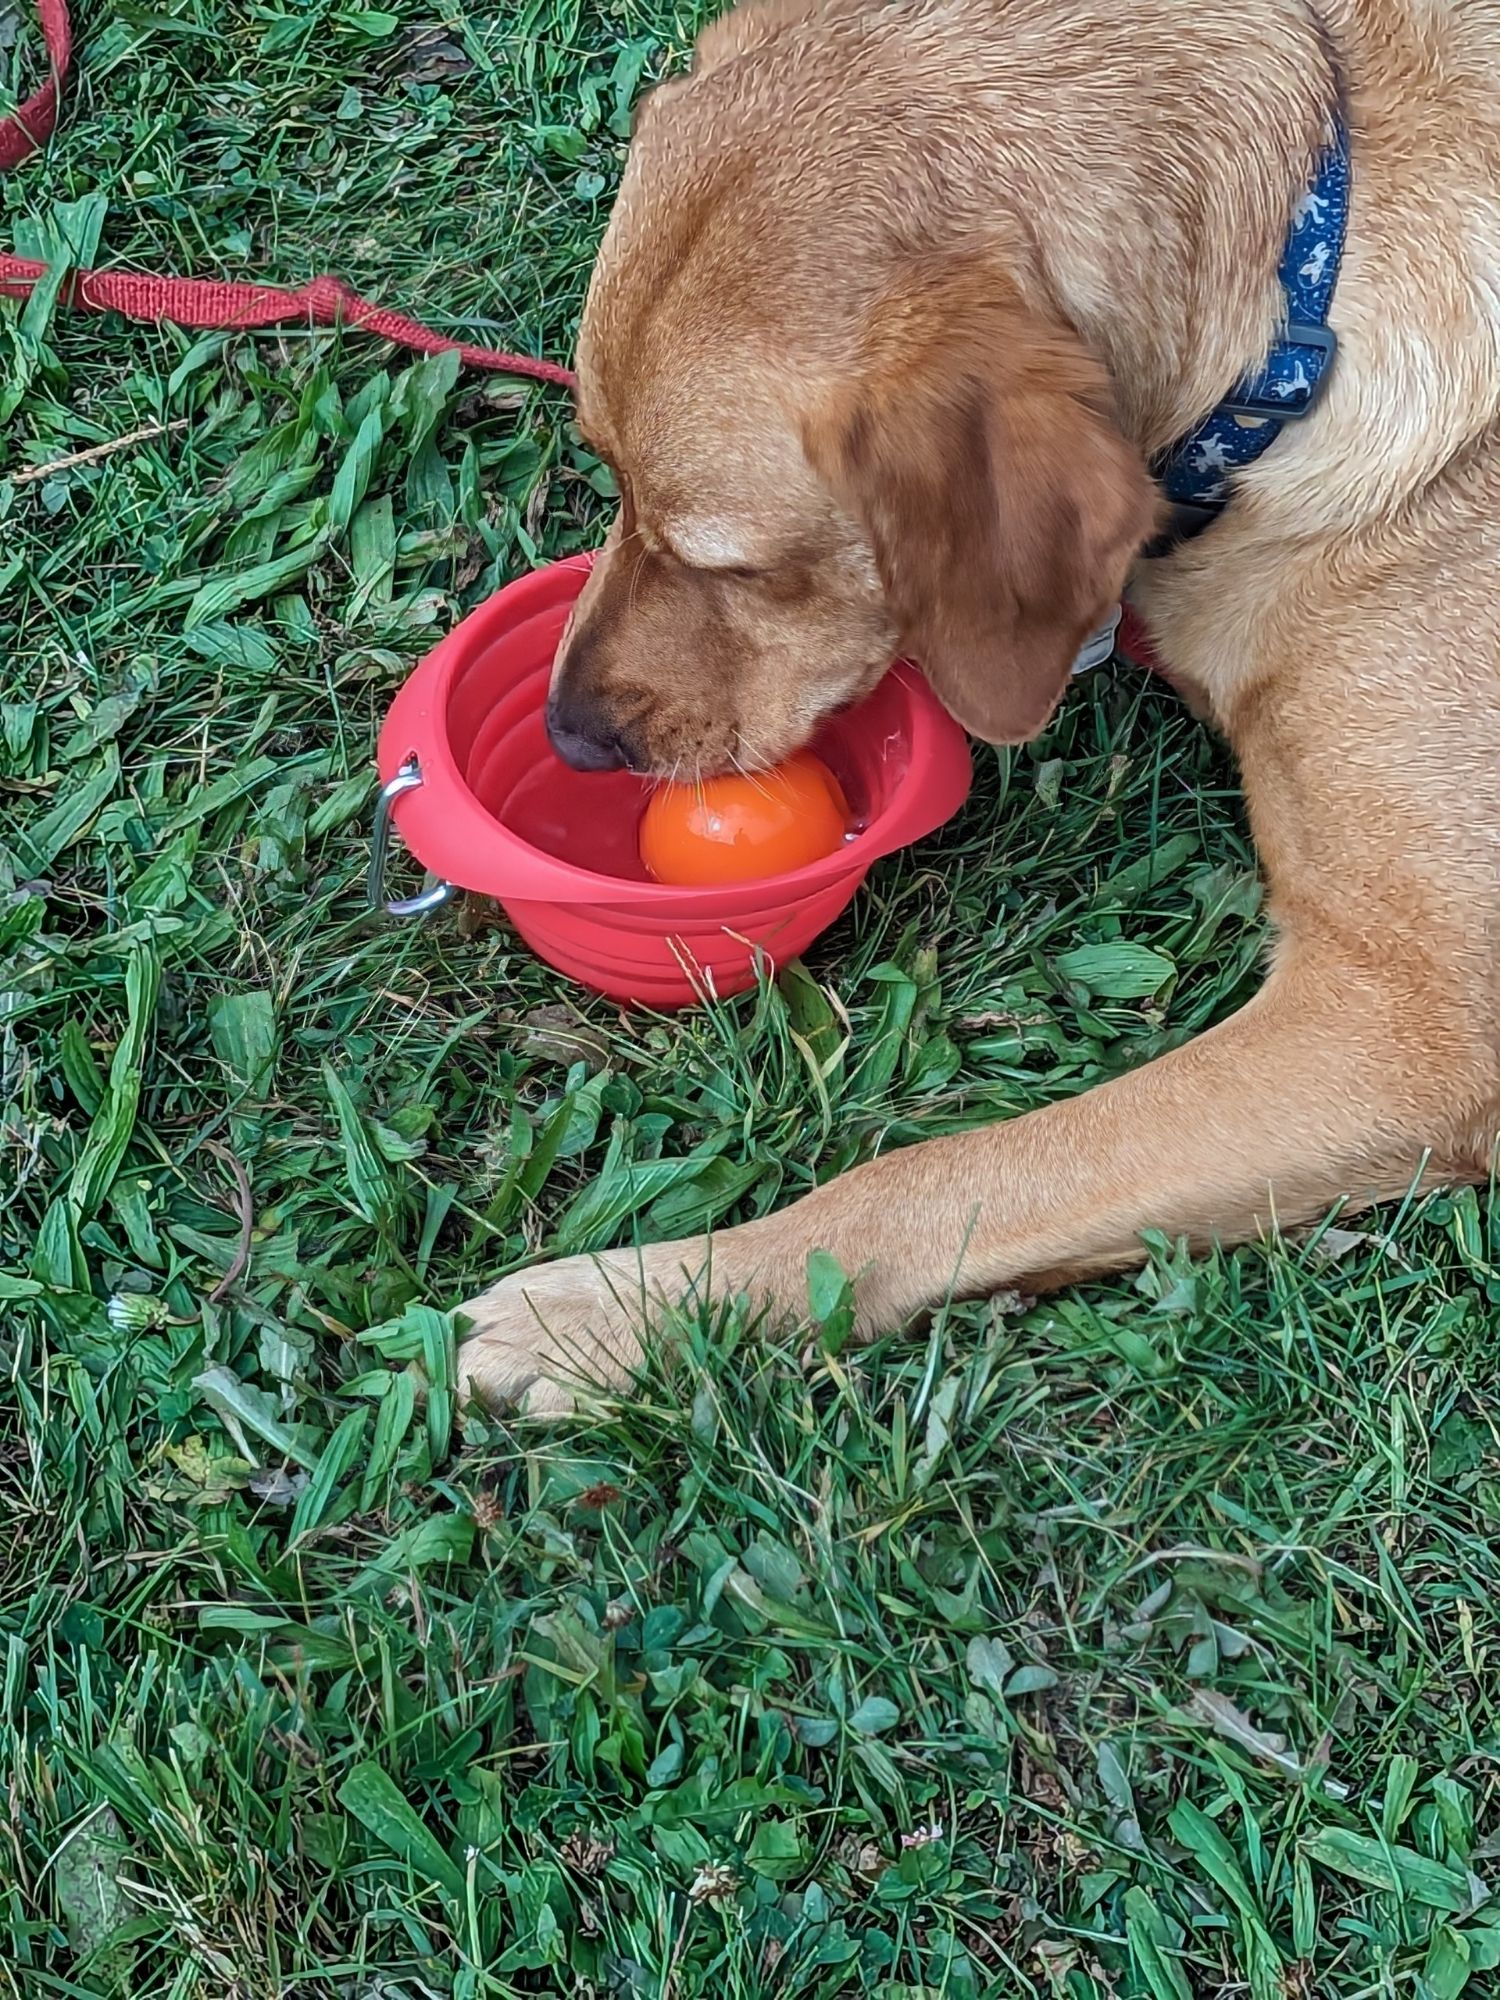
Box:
(639, 751), (851, 885)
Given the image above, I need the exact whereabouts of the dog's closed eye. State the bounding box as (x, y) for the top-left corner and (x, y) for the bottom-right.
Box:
(663, 517), (761, 572)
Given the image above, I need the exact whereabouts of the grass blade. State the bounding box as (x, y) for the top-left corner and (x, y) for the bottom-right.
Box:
(1301, 1827), (1481, 1914)
(69, 947), (160, 1215)
(336, 1762), (465, 1900)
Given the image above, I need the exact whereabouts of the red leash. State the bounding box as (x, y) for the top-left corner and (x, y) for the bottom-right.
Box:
(0, 0), (576, 390)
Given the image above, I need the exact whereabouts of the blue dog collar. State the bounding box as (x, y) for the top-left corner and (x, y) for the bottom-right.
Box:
(1153, 114), (1350, 539)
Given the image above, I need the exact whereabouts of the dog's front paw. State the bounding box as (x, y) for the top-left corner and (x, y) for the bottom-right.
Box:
(454, 1239), (711, 1417)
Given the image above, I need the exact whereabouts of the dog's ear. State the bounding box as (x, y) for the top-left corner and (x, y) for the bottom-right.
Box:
(806, 263), (1160, 743)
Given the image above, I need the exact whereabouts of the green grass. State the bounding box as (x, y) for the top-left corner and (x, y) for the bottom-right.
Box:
(3, 3), (1500, 1995)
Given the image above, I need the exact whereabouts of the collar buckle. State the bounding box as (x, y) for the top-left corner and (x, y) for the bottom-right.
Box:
(1219, 321), (1339, 421)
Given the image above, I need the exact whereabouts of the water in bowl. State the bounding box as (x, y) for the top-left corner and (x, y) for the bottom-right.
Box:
(500, 761), (653, 881)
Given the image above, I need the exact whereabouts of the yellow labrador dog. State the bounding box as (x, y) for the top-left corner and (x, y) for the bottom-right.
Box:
(458, 0), (1500, 1413)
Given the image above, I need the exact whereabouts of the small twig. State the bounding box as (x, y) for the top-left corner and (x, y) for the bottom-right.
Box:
(12, 418), (189, 485)
(203, 1140), (254, 1303)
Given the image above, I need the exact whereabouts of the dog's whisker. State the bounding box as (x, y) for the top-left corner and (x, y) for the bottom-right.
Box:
(727, 746), (778, 803)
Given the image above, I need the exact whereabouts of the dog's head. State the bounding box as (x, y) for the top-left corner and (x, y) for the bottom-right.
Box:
(547, 47), (1160, 777)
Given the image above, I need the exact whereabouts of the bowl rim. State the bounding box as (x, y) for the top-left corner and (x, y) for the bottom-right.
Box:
(377, 552), (973, 913)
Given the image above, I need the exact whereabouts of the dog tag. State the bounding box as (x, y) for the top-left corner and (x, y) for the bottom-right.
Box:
(1070, 605), (1122, 677)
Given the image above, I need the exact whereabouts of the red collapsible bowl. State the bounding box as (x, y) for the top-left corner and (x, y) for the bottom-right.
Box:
(376, 554), (972, 1008)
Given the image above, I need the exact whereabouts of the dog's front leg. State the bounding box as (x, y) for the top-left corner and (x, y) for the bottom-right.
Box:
(456, 953), (1485, 1413)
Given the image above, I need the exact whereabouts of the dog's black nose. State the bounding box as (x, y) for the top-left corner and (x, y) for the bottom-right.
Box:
(546, 695), (627, 773)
